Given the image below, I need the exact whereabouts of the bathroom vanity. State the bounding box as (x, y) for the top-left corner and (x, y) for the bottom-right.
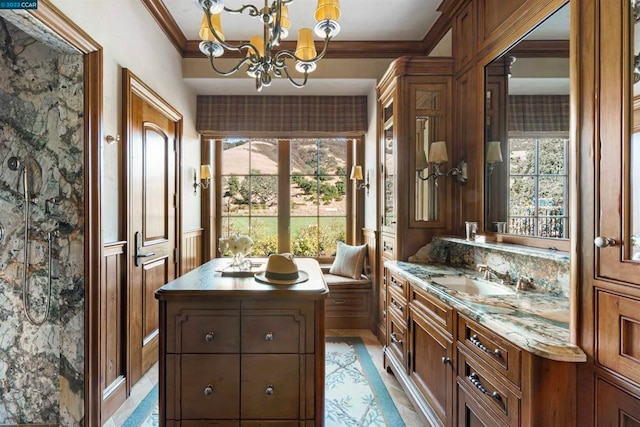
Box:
(383, 256), (585, 426)
(155, 257), (328, 426)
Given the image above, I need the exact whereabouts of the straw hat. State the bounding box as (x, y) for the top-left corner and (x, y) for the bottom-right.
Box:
(254, 253), (309, 285)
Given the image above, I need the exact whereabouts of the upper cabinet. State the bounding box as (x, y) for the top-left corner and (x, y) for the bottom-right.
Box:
(376, 57), (455, 262)
(595, 0), (640, 284)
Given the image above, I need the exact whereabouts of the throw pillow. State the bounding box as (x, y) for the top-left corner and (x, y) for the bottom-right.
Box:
(329, 241), (367, 279)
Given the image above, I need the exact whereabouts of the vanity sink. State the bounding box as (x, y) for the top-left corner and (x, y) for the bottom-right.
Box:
(431, 276), (516, 296)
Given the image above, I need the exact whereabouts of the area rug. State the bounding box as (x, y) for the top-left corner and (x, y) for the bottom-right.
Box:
(124, 336), (404, 427)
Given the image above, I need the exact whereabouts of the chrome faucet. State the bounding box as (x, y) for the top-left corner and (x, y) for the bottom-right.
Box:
(477, 264), (515, 286)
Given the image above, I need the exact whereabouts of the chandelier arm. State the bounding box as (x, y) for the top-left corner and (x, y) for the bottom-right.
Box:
(208, 55), (253, 76)
(222, 4), (260, 16)
(280, 66), (309, 88)
(204, 9), (261, 54)
(273, 35), (332, 64)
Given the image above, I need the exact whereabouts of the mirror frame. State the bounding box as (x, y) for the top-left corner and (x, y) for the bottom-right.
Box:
(475, 0), (572, 251)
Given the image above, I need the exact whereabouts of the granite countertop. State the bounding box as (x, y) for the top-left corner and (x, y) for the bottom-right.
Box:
(385, 260), (586, 363)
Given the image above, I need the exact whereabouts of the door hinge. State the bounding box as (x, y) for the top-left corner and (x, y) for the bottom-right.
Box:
(407, 351), (411, 371)
(173, 193), (177, 207)
(407, 316), (411, 331)
(174, 247), (178, 263)
(173, 138), (177, 152)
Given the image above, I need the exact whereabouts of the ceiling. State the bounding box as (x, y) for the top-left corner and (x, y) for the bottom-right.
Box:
(157, 0), (445, 95)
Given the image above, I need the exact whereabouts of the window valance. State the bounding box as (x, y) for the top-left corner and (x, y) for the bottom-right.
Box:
(508, 95), (570, 133)
(196, 95), (368, 135)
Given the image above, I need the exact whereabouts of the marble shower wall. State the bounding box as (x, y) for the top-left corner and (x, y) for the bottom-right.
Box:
(410, 237), (570, 297)
(0, 19), (84, 426)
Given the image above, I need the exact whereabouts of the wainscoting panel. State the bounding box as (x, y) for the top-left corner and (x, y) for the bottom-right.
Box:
(101, 241), (127, 422)
(182, 228), (204, 275)
(363, 228), (378, 334)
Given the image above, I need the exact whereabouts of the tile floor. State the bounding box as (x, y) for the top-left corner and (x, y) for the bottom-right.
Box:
(103, 329), (426, 426)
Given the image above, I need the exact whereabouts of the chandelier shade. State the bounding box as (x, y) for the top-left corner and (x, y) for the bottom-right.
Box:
(195, 0), (341, 91)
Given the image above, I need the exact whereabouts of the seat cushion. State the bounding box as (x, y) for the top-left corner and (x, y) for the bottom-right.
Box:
(323, 273), (371, 289)
(329, 241), (367, 279)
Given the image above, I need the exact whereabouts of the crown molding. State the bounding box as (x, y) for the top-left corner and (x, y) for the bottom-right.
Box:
(508, 39), (570, 57)
(140, 0), (187, 54)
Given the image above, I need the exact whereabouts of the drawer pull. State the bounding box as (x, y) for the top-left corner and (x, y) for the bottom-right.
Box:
(390, 332), (403, 344)
(468, 374), (502, 402)
(332, 299), (347, 305)
(265, 331), (274, 341)
(204, 384), (213, 396)
(470, 334), (502, 359)
(441, 357), (451, 365)
(390, 277), (402, 288)
(265, 385), (274, 395)
(205, 332), (215, 342)
(390, 299), (403, 313)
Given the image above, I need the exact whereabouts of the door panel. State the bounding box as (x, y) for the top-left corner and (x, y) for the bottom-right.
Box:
(125, 69), (180, 386)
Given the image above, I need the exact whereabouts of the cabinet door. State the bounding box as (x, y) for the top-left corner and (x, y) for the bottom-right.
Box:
(596, 0), (640, 285)
(408, 305), (453, 426)
(596, 377), (640, 426)
(380, 92), (396, 234)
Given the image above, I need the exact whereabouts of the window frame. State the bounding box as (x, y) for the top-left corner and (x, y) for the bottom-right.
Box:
(212, 136), (363, 263)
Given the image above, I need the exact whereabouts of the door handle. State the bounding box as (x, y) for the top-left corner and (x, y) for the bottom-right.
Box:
(135, 231), (156, 267)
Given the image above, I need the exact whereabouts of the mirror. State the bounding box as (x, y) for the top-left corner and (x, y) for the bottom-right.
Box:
(484, 3), (570, 239)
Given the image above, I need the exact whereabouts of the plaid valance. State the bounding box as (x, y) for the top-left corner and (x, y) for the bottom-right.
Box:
(508, 95), (570, 133)
(196, 95), (368, 134)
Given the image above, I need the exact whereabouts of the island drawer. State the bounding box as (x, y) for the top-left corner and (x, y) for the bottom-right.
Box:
(458, 315), (522, 387)
(241, 354), (304, 419)
(179, 312), (241, 354)
(241, 313), (303, 354)
(179, 354), (241, 420)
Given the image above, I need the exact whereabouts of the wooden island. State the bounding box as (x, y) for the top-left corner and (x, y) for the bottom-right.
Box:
(155, 257), (328, 426)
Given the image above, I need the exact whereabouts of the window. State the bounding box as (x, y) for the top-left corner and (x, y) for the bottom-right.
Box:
(508, 135), (569, 238)
(218, 137), (354, 258)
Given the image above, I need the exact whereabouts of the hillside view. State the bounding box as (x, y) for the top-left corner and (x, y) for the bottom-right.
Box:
(220, 138), (348, 256)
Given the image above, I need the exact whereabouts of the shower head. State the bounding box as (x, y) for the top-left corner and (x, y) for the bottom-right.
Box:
(7, 157), (22, 171)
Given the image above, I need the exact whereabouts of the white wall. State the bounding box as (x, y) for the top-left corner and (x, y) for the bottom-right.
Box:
(49, 0), (202, 241)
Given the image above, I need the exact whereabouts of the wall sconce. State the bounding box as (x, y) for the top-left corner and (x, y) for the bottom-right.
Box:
(486, 140), (503, 175)
(416, 141), (467, 182)
(193, 164), (212, 194)
(350, 165), (370, 195)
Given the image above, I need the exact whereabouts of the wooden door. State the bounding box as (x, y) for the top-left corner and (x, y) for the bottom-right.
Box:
(124, 69), (181, 385)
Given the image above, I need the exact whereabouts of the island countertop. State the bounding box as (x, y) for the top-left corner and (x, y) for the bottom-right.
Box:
(155, 257), (328, 300)
(385, 260), (586, 362)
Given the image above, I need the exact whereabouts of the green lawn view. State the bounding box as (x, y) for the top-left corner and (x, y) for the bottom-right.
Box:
(220, 216), (346, 257)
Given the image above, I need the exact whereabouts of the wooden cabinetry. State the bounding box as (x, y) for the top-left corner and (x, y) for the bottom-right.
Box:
(156, 258), (327, 425)
(383, 270), (577, 426)
(577, 0), (640, 423)
(376, 57), (454, 338)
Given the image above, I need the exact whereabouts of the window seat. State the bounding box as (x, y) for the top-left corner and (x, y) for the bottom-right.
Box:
(321, 266), (372, 329)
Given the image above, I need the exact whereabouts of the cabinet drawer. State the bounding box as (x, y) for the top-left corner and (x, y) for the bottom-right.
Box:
(241, 354), (301, 419)
(180, 422), (239, 427)
(457, 350), (520, 426)
(179, 354), (240, 420)
(410, 284), (453, 334)
(326, 290), (369, 315)
(597, 290), (640, 385)
(179, 313), (240, 354)
(387, 312), (407, 366)
(458, 315), (521, 387)
(388, 271), (407, 298)
(382, 235), (395, 259)
(242, 314), (301, 354)
(457, 381), (509, 427)
(388, 287), (407, 319)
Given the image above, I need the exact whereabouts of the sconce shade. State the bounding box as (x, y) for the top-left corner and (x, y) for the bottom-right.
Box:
(199, 13), (224, 42)
(200, 164), (212, 180)
(487, 140), (503, 163)
(295, 28), (317, 61)
(416, 150), (429, 170)
(350, 165), (363, 181)
(280, 5), (291, 32)
(248, 35), (265, 57)
(428, 141), (449, 164)
(315, 0), (341, 21)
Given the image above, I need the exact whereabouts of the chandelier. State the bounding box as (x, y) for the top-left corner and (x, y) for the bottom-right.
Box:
(195, 0), (341, 91)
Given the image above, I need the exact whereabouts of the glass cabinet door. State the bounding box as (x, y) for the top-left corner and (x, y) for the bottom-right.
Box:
(596, 0), (640, 285)
(382, 98), (396, 230)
